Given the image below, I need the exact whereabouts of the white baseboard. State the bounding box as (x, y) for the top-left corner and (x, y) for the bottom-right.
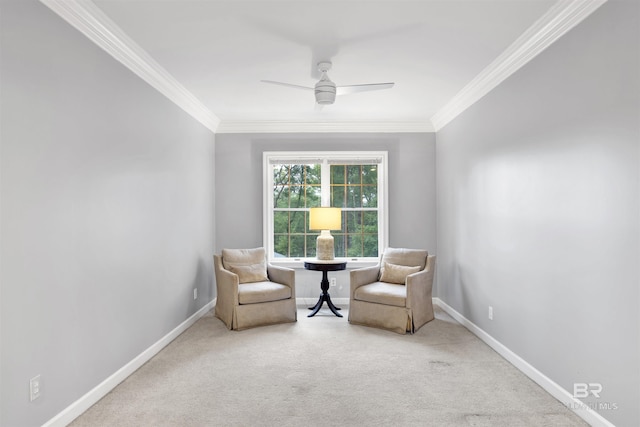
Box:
(432, 298), (615, 427)
(43, 300), (216, 427)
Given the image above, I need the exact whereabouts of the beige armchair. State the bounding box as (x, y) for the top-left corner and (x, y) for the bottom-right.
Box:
(214, 248), (297, 330)
(349, 248), (435, 334)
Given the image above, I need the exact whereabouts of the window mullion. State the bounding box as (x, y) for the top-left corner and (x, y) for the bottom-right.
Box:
(320, 160), (330, 207)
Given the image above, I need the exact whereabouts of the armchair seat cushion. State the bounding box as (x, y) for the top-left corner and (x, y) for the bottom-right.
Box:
(238, 281), (292, 305)
(354, 282), (406, 307)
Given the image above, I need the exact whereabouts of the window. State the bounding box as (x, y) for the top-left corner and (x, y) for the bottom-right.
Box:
(264, 151), (388, 264)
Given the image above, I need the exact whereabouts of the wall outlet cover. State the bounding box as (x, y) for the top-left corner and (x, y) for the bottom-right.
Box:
(30, 375), (41, 401)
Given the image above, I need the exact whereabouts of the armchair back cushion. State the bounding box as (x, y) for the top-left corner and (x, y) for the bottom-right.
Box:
(381, 247), (428, 269)
(222, 247), (268, 284)
(379, 262), (421, 284)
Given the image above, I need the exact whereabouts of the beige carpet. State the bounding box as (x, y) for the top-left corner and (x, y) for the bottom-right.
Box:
(70, 306), (588, 426)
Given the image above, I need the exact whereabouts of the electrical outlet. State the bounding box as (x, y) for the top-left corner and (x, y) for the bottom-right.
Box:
(193, 288), (198, 300)
(30, 375), (41, 402)
(330, 278), (337, 287)
(488, 306), (494, 320)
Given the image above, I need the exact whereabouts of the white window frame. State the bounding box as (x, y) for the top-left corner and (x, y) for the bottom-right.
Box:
(263, 151), (388, 267)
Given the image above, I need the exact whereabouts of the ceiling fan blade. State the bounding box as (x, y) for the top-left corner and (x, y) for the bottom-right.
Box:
(336, 82), (395, 95)
(260, 80), (314, 91)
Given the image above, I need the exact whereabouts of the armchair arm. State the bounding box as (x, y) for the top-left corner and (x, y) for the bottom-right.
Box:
(406, 255), (435, 309)
(213, 255), (239, 328)
(267, 264), (296, 299)
(350, 265), (381, 299)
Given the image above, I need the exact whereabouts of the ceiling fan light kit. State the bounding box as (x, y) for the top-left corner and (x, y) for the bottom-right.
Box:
(262, 61), (394, 106)
(315, 83), (337, 105)
(315, 61), (336, 104)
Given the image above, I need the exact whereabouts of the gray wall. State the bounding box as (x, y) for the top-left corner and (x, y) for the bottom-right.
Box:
(214, 133), (436, 298)
(3, 0), (635, 425)
(436, 1), (639, 426)
(0, 1), (215, 425)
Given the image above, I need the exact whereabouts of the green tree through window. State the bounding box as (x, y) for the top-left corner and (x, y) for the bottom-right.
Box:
(273, 164), (320, 257)
(330, 164), (379, 257)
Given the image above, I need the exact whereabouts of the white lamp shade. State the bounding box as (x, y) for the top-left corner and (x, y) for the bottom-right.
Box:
(309, 207), (342, 230)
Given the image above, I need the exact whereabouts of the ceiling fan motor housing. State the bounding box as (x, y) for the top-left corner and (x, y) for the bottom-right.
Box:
(315, 79), (336, 105)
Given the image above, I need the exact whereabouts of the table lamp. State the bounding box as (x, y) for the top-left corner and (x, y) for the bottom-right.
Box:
(309, 207), (342, 260)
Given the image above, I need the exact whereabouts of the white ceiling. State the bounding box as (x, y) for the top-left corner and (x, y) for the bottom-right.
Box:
(42, 0), (605, 132)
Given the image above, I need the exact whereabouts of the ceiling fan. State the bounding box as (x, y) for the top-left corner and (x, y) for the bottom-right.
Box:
(261, 62), (394, 105)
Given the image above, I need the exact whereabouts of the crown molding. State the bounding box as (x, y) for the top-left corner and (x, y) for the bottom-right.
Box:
(430, 0), (607, 131)
(39, 0), (220, 133)
(40, 0), (606, 135)
(215, 120), (435, 134)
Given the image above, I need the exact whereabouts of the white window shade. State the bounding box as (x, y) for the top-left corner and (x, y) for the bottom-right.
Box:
(327, 158), (383, 165)
(268, 152), (383, 165)
(268, 157), (324, 165)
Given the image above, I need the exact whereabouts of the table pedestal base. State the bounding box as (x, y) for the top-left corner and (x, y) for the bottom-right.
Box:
(303, 260), (347, 318)
(308, 292), (342, 317)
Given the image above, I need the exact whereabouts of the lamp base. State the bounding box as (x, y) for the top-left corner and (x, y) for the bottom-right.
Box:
(316, 230), (335, 260)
